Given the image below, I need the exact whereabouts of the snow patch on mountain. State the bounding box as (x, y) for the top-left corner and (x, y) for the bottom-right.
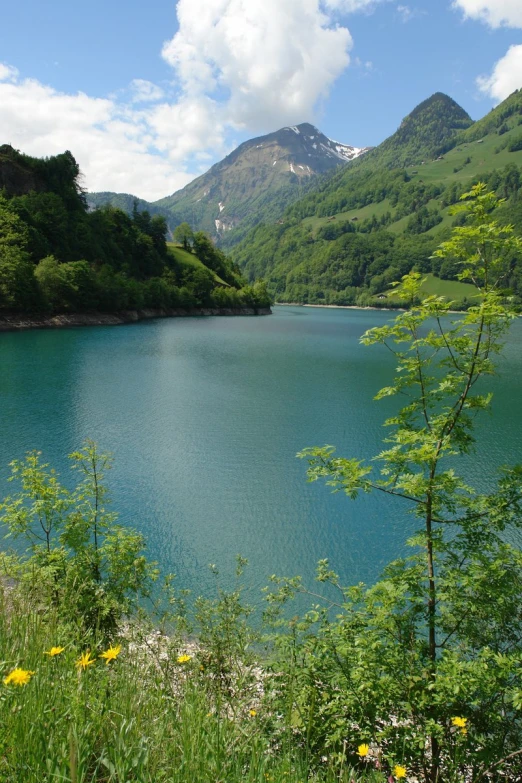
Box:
(321, 136), (370, 162)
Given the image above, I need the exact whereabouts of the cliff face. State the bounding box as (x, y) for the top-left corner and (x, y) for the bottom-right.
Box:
(0, 145), (45, 196)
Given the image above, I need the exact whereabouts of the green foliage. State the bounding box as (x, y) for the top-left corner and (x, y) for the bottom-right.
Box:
(0, 441), (157, 634)
(508, 135), (522, 153)
(0, 147), (270, 315)
(0, 586), (383, 783)
(173, 221), (194, 250)
(266, 186), (522, 782)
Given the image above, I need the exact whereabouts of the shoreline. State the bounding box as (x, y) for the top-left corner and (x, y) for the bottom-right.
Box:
(0, 306), (272, 333)
(274, 301), (401, 312)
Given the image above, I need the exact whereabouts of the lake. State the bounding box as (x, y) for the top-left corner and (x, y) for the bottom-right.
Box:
(1, 305), (521, 600)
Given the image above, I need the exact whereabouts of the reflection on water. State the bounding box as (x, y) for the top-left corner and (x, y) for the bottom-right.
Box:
(1, 306), (521, 599)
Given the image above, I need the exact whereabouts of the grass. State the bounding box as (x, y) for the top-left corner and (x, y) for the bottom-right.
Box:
(416, 273), (480, 300)
(302, 199), (394, 233)
(381, 273), (480, 303)
(167, 243), (230, 286)
(0, 586), (379, 783)
(300, 117), (522, 237)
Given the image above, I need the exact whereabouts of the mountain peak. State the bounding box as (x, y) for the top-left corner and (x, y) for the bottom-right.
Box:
(153, 123), (371, 240)
(406, 92), (472, 125)
(358, 91), (473, 170)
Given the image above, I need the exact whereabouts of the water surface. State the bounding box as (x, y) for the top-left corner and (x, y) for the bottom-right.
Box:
(1, 306), (521, 599)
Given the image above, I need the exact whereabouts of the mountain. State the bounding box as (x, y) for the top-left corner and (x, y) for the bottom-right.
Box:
(87, 191), (167, 219)
(353, 92), (473, 170)
(230, 91), (522, 309)
(88, 123), (370, 244)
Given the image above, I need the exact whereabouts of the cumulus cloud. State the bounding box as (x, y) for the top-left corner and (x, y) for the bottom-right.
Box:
(453, 0), (522, 28)
(477, 44), (522, 102)
(0, 70), (198, 199)
(1, 0), (381, 197)
(161, 0), (362, 131)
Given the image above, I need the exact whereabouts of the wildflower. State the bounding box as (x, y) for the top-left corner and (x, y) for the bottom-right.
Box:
(451, 716), (468, 735)
(451, 716), (467, 728)
(177, 654), (192, 664)
(249, 709), (257, 717)
(3, 668), (35, 686)
(393, 765), (407, 779)
(76, 651), (96, 670)
(357, 744), (370, 758)
(99, 644), (121, 665)
(44, 646), (65, 657)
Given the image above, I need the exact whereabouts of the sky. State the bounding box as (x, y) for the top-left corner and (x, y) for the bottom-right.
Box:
(0, 0), (521, 201)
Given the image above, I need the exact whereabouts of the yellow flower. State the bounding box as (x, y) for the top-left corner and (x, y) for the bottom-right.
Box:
(451, 716), (468, 735)
(393, 765), (407, 779)
(249, 709), (257, 717)
(99, 644), (121, 665)
(44, 646), (65, 657)
(177, 654), (192, 664)
(3, 667), (35, 686)
(357, 743), (370, 758)
(76, 651), (96, 670)
(451, 716), (467, 728)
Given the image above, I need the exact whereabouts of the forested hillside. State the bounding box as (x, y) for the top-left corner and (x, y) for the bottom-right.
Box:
(89, 123), (370, 247)
(0, 145), (270, 316)
(231, 91), (522, 309)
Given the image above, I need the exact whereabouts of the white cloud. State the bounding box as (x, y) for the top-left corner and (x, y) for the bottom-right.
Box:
(0, 71), (197, 200)
(453, 0), (522, 28)
(162, 0), (356, 131)
(130, 79), (165, 103)
(322, 0), (385, 9)
(0, 63), (19, 82)
(1, 0), (380, 198)
(477, 44), (522, 102)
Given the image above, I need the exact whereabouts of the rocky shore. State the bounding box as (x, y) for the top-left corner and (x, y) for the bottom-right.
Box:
(0, 306), (272, 332)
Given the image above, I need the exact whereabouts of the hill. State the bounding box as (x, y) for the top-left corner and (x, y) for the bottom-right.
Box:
(0, 145), (270, 317)
(89, 123), (370, 245)
(230, 91), (522, 309)
(87, 191), (167, 220)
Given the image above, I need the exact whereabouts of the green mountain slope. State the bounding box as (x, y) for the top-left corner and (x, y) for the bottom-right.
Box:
(231, 91), (522, 309)
(349, 92), (473, 171)
(89, 124), (370, 246)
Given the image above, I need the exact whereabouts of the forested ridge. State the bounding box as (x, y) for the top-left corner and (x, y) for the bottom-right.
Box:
(231, 91), (522, 309)
(0, 145), (270, 316)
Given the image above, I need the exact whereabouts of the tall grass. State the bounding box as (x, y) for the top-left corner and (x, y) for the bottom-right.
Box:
(0, 585), (379, 783)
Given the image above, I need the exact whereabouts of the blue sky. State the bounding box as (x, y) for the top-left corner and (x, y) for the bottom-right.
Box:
(0, 0), (521, 199)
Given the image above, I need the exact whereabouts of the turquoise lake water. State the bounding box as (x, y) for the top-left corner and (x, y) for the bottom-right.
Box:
(1, 305), (521, 600)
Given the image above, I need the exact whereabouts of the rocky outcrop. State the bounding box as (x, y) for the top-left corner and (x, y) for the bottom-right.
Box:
(0, 307), (272, 332)
(0, 145), (45, 196)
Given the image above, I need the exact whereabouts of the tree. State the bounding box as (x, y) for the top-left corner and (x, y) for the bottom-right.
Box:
(173, 222), (194, 251)
(268, 185), (522, 782)
(34, 255), (74, 312)
(0, 195), (40, 310)
(0, 441), (157, 635)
